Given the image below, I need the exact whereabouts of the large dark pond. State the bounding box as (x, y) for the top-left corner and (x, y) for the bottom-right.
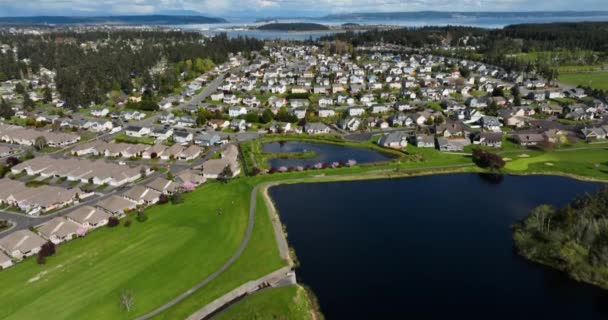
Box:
(262, 141), (393, 168)
(270, 174), (608, 319)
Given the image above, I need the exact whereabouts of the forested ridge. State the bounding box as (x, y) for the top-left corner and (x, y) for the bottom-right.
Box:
(322, 22), (608, 81)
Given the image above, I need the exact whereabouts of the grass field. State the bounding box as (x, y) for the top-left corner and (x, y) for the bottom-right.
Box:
(4, 136), (608, 320)
(0, 179), (281, 320)
(215, 285), (312, 320)
(504, 147), (608, 180)
(558, 72), (608, 91)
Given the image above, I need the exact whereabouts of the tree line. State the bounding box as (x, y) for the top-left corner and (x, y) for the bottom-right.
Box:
(0, 30), (263, 109)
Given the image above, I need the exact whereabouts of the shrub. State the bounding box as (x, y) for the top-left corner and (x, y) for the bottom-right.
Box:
(136, 211), (148, 222)
(158, 194), (169, 204)
(472, 148), (505, 171)
(5, 157), (20, 167)
(39, 241), (56, 257)
(170, 193), (184, 205)
(36, 254), (46, 265)
(108, 217), (120, 227)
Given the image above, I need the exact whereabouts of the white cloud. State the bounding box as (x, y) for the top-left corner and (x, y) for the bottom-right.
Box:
(0, 0), (606, 16)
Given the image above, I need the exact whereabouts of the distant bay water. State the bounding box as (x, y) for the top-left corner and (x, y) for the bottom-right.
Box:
(176, 14), (608, 40)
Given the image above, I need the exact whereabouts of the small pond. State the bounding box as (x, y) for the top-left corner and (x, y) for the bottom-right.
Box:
(262, 141), (394, 168)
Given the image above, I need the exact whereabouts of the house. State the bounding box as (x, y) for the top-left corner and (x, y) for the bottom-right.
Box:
(304, 123), (331, 135)
(142, 144), (166, 159)
(37, 217), (81, 244)
(173, 130), (194, 145)
(413, 134), (435, 148)
(318, 97), (334, 107)
(96, 195), (137, 215)
(67, 206), (110, 229)
(195, 132), (221, 146)
(581, 127), (607, 141)
(371, 104), (390, 114)
(208, 119), (230, 131)
(230, 119), (247, 131)
(177, 170), (207, 186)
(178, 145), (202, 161)
(0, 230), (46, 260)
(338, 117), (361, 131)
(472, 132), (503, 148)
(175, 116), (196, 128)
(147, 177), (179, 195)
(348, 107), (366, 117)
(512, 133), (545, 146)
(377, 131), (408, 149)
(388, 113), (408, 127)
(202, 145), (240, 179)
(318, 108), (336, 118)
(161, 145), (185, 160)
(437, 137), (470, 152)
(229, 106), (247, 118)
(0, 251), (13, 270)
(125, 126), (151, 137)
(435, 121), (468, 138)
(122, 186), (161, 205)
(151, 127), (173, 141)
(91, 108), (110, 118)
(480, 116), (502, 132)
(293, 108), (307, 120)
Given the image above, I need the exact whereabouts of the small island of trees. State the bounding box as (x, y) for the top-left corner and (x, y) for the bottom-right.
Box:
(257, 23), (330, 31)
(513, 187), (608, 289)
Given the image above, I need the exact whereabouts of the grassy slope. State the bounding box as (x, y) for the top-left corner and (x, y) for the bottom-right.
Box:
(504, 147), (608, 180)
(215, 285), (312, 320)
(0, 180), (254, 320)
(558, 72), (608, 91)
(153, 192), (286, 319)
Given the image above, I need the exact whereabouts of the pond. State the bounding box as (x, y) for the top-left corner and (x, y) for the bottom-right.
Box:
(270, 174), (608, 319)
(262, 141), (394, 169)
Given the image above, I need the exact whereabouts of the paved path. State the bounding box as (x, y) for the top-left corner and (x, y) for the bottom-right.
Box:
(134, 183), (260, 320)
(186, 267), (294, 320)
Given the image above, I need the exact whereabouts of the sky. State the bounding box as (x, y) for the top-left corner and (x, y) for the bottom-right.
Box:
(0, 0), (607, 17)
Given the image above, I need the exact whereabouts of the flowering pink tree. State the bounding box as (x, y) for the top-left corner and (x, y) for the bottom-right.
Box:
(181, 182), (196, 193)
(76, 227), (87, 237)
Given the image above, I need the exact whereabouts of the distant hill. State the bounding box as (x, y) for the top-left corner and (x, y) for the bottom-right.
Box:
(0, 15), (227, 25)
(323, 11), (608, 20)
(257, 23), (329, 31)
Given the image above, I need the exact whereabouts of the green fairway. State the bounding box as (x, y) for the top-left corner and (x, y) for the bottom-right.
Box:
(215, 285), (313, 320)
(558, 72), (608, 91)
(504, 147), (608, 180)
(0, 180), (256, 320)
(152, 191), (287, 319)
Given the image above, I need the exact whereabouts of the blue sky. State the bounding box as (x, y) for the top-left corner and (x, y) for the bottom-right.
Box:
(0, 0), (607, 17)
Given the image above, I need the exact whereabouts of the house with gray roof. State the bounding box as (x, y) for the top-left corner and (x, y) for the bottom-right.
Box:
(377, 131), (408, 149)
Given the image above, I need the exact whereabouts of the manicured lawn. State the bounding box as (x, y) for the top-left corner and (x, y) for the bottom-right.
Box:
(558, 72), (608, 91)
(504, 147), (608, 179)
(153, 191), (287, 319)
(214, 285), (312, 320)
(0, 180), (253, 320)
